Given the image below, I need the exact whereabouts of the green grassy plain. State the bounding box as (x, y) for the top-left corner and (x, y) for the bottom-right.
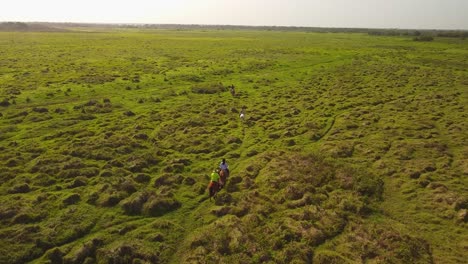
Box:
(0, 29), (467, 263)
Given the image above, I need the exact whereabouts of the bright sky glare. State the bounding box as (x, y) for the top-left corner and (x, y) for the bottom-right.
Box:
(1, 0), (467, 30)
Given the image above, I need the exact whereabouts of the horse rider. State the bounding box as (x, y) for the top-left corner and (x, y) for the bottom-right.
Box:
(219, 158), (229, 177)
(229, 85), (236, 96)
(208, 169), (220, 198)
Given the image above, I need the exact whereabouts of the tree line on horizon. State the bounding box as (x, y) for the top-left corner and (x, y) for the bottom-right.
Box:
(0, 21), (467, 39)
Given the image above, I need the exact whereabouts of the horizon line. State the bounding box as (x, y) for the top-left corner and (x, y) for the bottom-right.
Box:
(2, 21), (467, 31)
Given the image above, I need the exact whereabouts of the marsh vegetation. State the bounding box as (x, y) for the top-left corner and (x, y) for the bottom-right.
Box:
(0, 27), (467, 263)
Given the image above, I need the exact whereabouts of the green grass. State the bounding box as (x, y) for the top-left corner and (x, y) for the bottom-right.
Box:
(0, 28), (467, 263)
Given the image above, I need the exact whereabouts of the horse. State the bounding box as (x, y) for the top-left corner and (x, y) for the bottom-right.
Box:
(219, 169), (228, 189)
(229, 85), (236, 97)
(208, 180), (220, 201)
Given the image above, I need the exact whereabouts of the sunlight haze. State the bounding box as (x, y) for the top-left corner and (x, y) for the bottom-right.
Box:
(1, 0), (467, 29)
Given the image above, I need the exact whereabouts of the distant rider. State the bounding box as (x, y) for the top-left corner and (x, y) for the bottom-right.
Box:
(229, 85), (236, 97)
(239, 108), (245, 121)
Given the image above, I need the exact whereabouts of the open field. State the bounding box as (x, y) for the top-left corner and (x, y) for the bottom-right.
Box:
(0, 29), (467, 263)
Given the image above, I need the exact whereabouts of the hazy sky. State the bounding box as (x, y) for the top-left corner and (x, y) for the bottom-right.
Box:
(1, 0), (467, 29)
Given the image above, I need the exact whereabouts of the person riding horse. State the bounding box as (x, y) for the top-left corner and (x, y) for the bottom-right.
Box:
(239, 108), (245, 122)
(208, 169), (220, 200)
(229, 84), (236, 97)
(219, 158), (229, 179)
(208, 159), (230, 200)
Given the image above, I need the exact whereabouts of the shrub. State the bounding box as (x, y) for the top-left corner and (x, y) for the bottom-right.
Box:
(215, 108), (228, 114)
(285, 139), (296, 146)
(227, 137), (242, 144)
(96, 243), (160, 263)
(118, 179), (137, 194)
(63, 194), (81, 205)
(124, 111), (135, 117)
(162, 163), (185, 173)
(8, 183), (31, 193)
(59, 167), (99, 178)
(12, 212), (42, 224)
(32, 107), (49, 113)
(183, 177), (196, 185)
(454, 197), (468, 210)
(143, 196), (181, 216)
(6, 158), (20, 167)
(121, 192), (150, 215)
(76, 113), (96, 120)
(413, 36), (434, 42)
(214, 193), (233, 205)
(191, 83), (225, 94)
(45, 248), (63, 264)
(54, 108), (66, 114)
(246, 149), (258, 157)
(87, 192), (99, 205)
(354, 175), (384, 200)
(313, 250), (349, 264)
(154, 174), (184, 187)
(133, 133), (148, 140)
(458, 210), (467, 223)
(134, 173), (151, 183)
(68, 177), (87, 188)
(63, 238), (103, 264)
(329, 143), (354, 158)
(0, 98), (10, 107)
(99, 192), (128, 207)
(99, 170), (112, 177)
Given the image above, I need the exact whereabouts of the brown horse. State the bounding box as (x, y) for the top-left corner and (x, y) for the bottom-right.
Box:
(219, 169), (226, 189)
(208, 180), (220, 201)
(219, 169), (230, 189)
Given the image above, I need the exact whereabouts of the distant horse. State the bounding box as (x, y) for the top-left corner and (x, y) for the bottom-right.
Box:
(229, 85), (236, 97)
